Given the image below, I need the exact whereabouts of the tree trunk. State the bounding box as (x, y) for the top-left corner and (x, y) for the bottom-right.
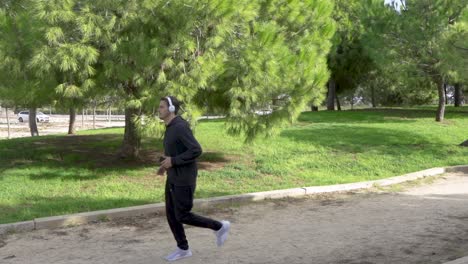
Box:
(29, 108), (39, 136)
(81, 108), (85, 128)
(336, 94), (341, 111)
(327, 80), (336, 111)
(120, 107), (141, 159)
(436, 80), (446, 122)
(109, 108), (112, 125)
(311, 105), (319, 111)
(454, 83), (464, 107)
(444, 83), (448, 105)
(371, 86), (376, 108)
(68, 107), (76, 134)
(5, 107), (10, 139)
(93, 104), (96, 129)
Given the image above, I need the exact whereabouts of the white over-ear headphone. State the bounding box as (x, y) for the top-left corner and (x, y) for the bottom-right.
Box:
(166, 96), (175, 113)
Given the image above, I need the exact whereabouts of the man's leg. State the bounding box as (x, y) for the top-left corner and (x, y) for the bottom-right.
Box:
(172, 185), (223, 231)
(165, 182), (189, 250)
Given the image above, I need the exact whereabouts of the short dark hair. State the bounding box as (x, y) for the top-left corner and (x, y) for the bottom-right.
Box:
(160, 96), (180, 114)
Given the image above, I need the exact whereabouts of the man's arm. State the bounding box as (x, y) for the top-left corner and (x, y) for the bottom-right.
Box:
(171, 123), (202, 166)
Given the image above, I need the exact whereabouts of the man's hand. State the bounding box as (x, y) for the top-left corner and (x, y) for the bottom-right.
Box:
(161, 157), (173, 169)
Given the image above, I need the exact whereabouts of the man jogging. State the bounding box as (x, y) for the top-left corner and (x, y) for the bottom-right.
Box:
(158, 96), (231, 262)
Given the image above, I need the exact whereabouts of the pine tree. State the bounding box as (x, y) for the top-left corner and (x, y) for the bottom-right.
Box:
(31, 0), (100, 135)
(0, 0), (55, 136)
(327, 0), (374, 111)
(1, 0), (335, 156)
(191, 0), (335, 140)
(364, 0), (468, 121)
(86, 0), (335, 156)
(444, 6), (468, 107)
(83, 0), (233, 158)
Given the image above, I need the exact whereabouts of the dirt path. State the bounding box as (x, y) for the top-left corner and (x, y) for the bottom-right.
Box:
(1, 172), (468, 264)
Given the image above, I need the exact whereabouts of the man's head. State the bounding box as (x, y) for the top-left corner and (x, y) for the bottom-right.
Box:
(159, 96), (180, 121)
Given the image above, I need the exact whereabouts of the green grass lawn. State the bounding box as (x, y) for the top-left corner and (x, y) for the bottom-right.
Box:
(1, 107), (467, 224)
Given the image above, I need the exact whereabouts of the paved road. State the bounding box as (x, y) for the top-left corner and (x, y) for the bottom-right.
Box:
(1, 172), (468, 264)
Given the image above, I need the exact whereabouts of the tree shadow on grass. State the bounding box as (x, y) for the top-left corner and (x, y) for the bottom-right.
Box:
(280, 124), (459, 158)
(0, 134), (231, 181)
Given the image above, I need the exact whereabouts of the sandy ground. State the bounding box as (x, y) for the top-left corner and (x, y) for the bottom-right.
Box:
(1, 172), (468, 264)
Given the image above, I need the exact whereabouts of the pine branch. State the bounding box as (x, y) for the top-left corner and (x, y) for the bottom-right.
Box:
(451, 42), (468, 51)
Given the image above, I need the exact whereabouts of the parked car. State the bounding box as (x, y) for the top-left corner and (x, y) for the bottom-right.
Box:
(254, 109), (273, 115)
(17, 111), (50, 123)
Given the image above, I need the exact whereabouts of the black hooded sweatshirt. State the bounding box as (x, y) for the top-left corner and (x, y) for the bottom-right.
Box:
(163, 116), (202, 186)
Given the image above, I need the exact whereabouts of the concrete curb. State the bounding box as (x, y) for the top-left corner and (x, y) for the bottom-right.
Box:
(443, 256), (468, 264)
(1, 165), (467, 236)
(0, 221), (35, 235)
(34, 203), (166, 230)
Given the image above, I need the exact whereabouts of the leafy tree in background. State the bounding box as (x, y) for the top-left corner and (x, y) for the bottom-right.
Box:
(85, 0), (335, 157)
(444, 6), (468, 107)
(192, 0), (335, 138)
(0, 0), (335, 156)
(326, 0), (374, 111)
(0, 0), (56, 136)
(364, 0), (468, 121)
(31, 0), (99, 135)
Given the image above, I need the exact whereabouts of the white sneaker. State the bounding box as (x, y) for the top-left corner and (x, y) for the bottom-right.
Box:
(164, 247), (192, 262)
(215, 220), (231, 247)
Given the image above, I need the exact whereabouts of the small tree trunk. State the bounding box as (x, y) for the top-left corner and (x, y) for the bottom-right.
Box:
(444, 83), (448, 105)
(120, 107), (141, 159)
(5, 107), (10, 139)
(461, 85), (465, 105)
(311, 105), (319, 111)
(93, 104), (96, 129)
(29, 108), (39, 136)
(68, 107), (76, 134)
(81, 108), (84, 129)
(336, 94), (342, 111)
(371, 86), (376, 108)
(454, 83), (464, 107)
(109, 108), (112, 125)
(436, 80), (446, 122)
(327, 80), (336, 111)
